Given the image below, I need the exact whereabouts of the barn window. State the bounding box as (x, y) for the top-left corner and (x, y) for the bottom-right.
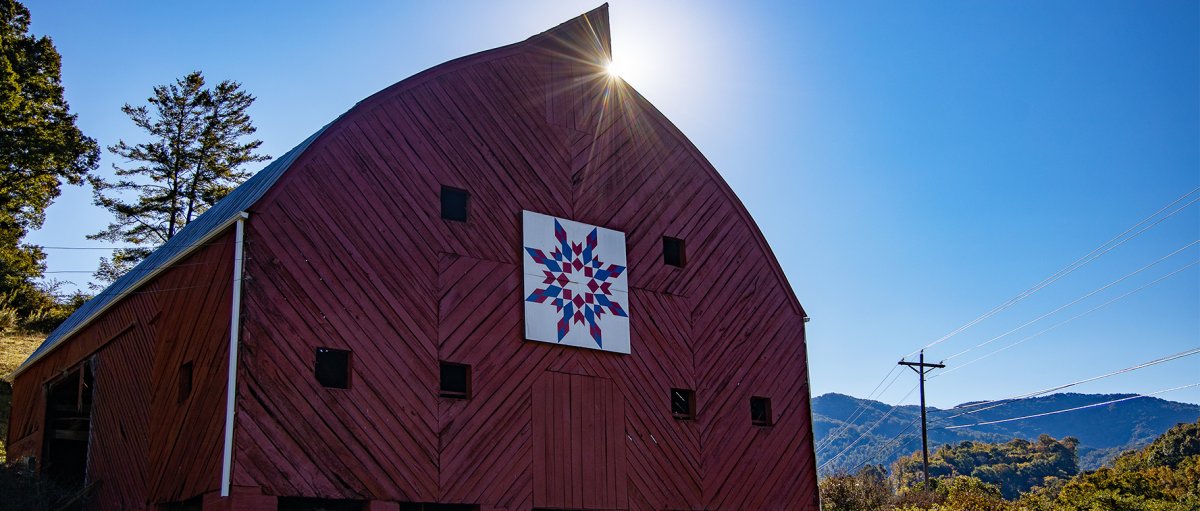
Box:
(663, 236), (685, 267)
(441, 185), (469, 222)
(314, 348), (351, 389)
(178, 361), (193, 403)
(671, 388), (695, 420)
(439, 361), (471, 399)
(751, 396), (773, 427)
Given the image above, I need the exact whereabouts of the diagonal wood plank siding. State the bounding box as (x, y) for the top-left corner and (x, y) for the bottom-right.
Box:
(6, 232), (235, 509)
(8, 6), (819, 510)
(230, 5), (818, 510)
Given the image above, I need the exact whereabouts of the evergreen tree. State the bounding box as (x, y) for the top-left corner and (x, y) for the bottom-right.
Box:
(89, 71), (268, 283)
(0, 0), (99, 324)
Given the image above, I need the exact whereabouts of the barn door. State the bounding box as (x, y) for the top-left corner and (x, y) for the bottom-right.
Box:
(532, 372), (627, 510)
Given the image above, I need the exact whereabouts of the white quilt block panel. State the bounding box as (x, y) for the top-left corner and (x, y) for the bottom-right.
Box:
(522, 210), (630, 354)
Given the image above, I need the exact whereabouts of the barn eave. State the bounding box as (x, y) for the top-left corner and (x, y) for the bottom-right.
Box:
(11, 126), (329, 379)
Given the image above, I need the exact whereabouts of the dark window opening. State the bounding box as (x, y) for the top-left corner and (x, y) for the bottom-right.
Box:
(671, 388), (695, 420)
(440, 361), (471, 399)
(441, 186), (469, 222)
(178, 361), (193, 403)
(277, 497), (365, 511)
(751, 396), (773, 427)
(42, 361), (94, 490)
(315, 348), (351, 389)
(400, 504), (480, 511)
(663, 236), (686, 267)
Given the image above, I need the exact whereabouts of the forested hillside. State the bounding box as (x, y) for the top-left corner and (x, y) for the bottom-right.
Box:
(820, 420), (1200, 510)
(814, 392), (1200, 473)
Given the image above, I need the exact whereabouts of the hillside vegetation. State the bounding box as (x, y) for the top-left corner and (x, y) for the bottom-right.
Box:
(893, 435), (1078, 499)
(820, 420), (1200, 510)
(1, 334), (43, 462)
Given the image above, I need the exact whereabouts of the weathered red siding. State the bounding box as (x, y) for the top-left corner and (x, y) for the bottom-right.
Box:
(6, 231), (235, 509)
(228, 5), (818, 510)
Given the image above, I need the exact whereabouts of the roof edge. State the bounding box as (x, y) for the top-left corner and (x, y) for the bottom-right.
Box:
(12, 125), (330, 379)
(9, 212), (245, 380)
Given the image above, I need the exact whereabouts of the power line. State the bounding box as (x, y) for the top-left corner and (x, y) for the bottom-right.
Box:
(854, 418), (922, 473)
(815, 367), (905, 454)
(941, 241), (1199, 363)
(943, 382), (1200, 429)
(908, 187), (1200, 359)
(834, 347), (1199, 471)
(817, 383), (919, 472)
(940, 346), (1200, 420)
(936, 259), (1200, 376)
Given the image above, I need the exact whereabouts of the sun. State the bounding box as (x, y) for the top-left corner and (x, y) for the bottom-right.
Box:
(605, 60), (623, 78)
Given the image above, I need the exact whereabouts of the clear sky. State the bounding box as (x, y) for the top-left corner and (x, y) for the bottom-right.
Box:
(22, 1), (1200, 408)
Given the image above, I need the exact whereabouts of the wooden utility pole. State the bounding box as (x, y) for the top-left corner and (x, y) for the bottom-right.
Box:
(899, 350), (945, 487)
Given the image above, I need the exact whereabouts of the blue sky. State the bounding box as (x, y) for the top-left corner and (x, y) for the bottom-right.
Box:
(24, 1), (1199, 408)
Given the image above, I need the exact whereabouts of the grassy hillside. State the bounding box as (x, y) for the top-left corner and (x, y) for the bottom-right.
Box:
(1, 334), (43, 462)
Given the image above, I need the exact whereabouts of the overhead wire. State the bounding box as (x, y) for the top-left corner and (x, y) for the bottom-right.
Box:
(815, 367), (905, 454)
(940, 241), (1199, 363)
(936, 259), (1200, 377)
(819, 189), (1200, 473)
(907, 187), (1200, 359)
(939, 346), (1200, 420)
(832, 345), (1200, 471)
(943, 382), (1200, 429)
(817, 383), (919, 472)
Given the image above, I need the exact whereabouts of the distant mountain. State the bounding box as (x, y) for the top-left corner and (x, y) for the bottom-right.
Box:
(812, 392), (1200, 474)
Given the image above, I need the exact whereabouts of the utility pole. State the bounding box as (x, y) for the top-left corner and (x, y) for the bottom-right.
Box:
(899, 350), (945, 487)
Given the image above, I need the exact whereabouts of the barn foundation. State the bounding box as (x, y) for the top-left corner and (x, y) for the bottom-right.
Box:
(200, 487), (277, 511)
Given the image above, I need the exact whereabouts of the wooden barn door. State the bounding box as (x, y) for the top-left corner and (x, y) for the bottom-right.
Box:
(532, 372), (627, 510)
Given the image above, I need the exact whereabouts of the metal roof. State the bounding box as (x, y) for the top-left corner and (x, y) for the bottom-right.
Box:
(14, 125), (329, 377)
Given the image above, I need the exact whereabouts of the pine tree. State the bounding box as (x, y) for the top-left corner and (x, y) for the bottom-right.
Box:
(89, 71), (268, 283)
(0, 0), (99, 323)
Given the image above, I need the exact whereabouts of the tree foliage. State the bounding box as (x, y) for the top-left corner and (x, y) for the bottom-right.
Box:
(819, 423), (1200, 510)
(892, 434), (1079, 499)
(0, 0), (99, 326)
(819, 465), (893, 511)
(89, 71), (267, 283)
(1017, 420), (1200, 511)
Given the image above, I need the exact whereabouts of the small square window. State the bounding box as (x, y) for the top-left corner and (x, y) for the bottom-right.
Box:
(315, 348), (351, 389)
(751, 396), (773, 427)
(663, 236), (685, 267)
(671, 388), (695, 420)
(178, 361), (193, 403)
(440, 361), (471, 399)
(441, 186), (469, 222)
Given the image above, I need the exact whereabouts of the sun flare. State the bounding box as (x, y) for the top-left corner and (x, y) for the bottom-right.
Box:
(605, 60), (622, 77)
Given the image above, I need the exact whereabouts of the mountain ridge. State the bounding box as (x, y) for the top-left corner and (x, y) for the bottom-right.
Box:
(812, 391), (1200, 474)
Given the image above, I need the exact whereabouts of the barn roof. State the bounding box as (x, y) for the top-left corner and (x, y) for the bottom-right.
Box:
(14, 126), (328, 376)
(15, 3), (803, 377)
(11, 4), (613, 378)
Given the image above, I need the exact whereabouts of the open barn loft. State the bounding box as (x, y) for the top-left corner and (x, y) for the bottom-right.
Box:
(8, 5), (819, 511)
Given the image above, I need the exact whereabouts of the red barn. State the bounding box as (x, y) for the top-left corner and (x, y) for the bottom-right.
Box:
(7, 6), (819, 510)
